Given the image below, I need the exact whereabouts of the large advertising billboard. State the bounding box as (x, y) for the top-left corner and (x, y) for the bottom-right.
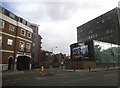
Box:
(72, 43), (89, 60)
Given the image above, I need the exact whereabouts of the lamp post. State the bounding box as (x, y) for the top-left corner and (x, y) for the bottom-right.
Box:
(52, 46), (57, 54)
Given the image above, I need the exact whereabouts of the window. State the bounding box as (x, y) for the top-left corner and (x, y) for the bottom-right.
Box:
(27, 22), (31, 27)
(19, 41), (25, 51)
(90, 30), (92, 34)
(80, 29), (83, 32)
(21, 29), (26, 36)
(9, 25), (15, 32)
(110, 36), (113, 38)
(108, 17), (111, 20)
(33, 43), (35, 47)
(19, 18), (22, 23)
(26, 43), (31, 49)
(95, 34), (98, 37)
(9, 13), (15, 19)
(22, 19), (26, 25)
(0, 7), (3, 13)
(0, 19), (4, 28)
(106, 30), (112, 33)
(0, 34), (2, 45)
(7, 39), (13, 45)
(88, 36), (91, 39)
(96, 26), (100, 29)
(101, 19), (105, 23)
(26, 43), (31, 52)
(27, 32), (32, 38)
(97, 21), (99, 24)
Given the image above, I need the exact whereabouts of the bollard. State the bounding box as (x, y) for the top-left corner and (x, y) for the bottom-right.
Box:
(41, 65), (44, 73)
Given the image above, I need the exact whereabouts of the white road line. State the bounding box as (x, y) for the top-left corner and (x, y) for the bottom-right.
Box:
(103, 73), (116, 77)
(62, 77), (93, 84)
(3, 79), (22, 83)
(23, 78), (29, 80)
(63, 80), (80, 84)
(3, 80), (11, 82)
(56, 74), (64, 76)
(34, 77), (42, 80)
(9, 82), (16, 84)
(3, 82), (9, 85)
(13, 79), (21, 81)
(3, 81), (16, 84)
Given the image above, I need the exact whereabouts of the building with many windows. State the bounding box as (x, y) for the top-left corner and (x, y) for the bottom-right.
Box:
(77, 7), (120, 45)
(0, 6), (33, 70)
(70, 7), (120, 69)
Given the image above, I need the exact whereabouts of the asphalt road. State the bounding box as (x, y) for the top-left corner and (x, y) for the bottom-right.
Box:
(2, 69), (119, 86)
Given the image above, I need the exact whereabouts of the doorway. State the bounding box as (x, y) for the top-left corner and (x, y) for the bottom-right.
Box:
(8, 57), (14, 70)
(16, 56), (30, 71)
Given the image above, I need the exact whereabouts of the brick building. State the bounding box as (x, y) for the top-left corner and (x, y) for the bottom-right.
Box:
(30, 24), (42, 67)
(0, 6), (33, 70)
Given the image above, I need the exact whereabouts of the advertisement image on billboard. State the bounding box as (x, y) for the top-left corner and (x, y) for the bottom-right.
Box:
(72, 44), (89, 60)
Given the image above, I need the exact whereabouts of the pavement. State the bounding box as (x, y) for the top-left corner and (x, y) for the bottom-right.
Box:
(2, 66), (119, 76)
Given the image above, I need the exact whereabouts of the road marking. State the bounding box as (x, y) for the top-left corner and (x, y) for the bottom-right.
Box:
(62, 77), (93, 84)
(34, 77), (42, 80)
(3, 82), (9, 85)
(56, 74), (64, 76)
(3, 81), (16, 85)
(9, 82), (16, 84)
(14, 79), (21, 81)
(34, 75), (69, 80)
(103, 73), (116, 77)
(3, 80), (11, 82)
(80, 78), (93, 81)
(23, 78), (29, 80)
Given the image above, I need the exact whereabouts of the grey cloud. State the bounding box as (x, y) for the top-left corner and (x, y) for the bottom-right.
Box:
(43, 2), (79, 21)
(5, 2), (103, 22)
(42, 2), (103, 21)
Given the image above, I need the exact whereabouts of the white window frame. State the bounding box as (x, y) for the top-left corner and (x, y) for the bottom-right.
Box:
(7, 39), (13, 45)
(22, 19), (26, 24)
(27, 32), (32, 38)
(9, 25), (15, 32)
(21, 29), (26, 36)
(33, 43), (35, 47)
(0, 7), (2, 13)
(101, 19), (105, 23)
(0, 19), (4, 28)
(9, 13), (15, 19)
(26, 43), (31, 49)
(0, 35), (2, 45)
(19, 41), (25, 50)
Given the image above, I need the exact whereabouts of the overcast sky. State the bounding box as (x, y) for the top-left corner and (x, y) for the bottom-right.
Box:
(1, 0), (120, 55)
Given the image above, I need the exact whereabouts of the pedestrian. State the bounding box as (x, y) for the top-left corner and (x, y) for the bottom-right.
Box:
(73, 64), (76, 71)
(89, 66), (91, 71)
(61, 61), (63, 69)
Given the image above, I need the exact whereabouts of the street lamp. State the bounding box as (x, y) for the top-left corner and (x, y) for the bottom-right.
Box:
(52, 46), (57, 54)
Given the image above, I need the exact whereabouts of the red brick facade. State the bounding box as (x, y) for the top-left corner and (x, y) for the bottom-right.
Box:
(0, 6), (33, 70)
